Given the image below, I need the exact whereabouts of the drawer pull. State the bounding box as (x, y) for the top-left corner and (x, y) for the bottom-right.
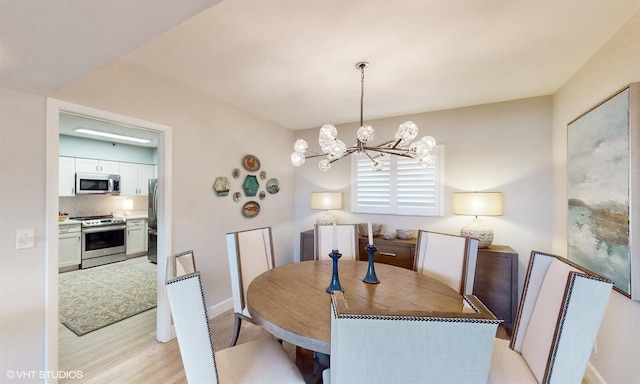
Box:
(379, 252), (397, 257)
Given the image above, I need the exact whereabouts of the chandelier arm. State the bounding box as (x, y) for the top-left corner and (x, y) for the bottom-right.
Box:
(362, 146), (414, 158)
(389, 139), (403, 149)
(303, 153), (329, 160)
(328, 148), (360, 164)
(292, 61), (436, 172)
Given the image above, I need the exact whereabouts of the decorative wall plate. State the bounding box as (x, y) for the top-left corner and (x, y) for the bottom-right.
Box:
(243, 175), (259, 196)
(214, 177), (230, 196)
(266, 178), (280, 194)
(233, 192), (241, 202)
(242, 154), (261, 172)
(260, 170), (267, 180)
(232, 168), (241, 179)
(259, 191), (266, 200)
(242, 201), (260, 218)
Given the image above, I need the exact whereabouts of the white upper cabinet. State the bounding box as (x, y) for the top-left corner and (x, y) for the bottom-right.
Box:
(120, 162), (155, 196)
(75, 158), (119, 174)
(59, 156), (76, 196)
(137, 164), (155, 195)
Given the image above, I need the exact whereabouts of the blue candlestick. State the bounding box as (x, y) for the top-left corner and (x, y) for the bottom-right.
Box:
(363, 244), (380, 284)
(326, 249), (344, 293)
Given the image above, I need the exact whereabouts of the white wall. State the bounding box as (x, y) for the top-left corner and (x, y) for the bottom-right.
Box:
(53, 61), (297, 308)
(552, 10), (640, 384)
(0, 86), (48, 381)
(293, 96), (554, 294)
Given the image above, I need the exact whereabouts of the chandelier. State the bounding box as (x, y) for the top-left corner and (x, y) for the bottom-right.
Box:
(291, 61), (436, 172)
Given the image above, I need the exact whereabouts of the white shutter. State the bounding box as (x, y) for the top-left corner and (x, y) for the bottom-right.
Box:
(353, 157), (391, 214)
(352, 145), (444, 216)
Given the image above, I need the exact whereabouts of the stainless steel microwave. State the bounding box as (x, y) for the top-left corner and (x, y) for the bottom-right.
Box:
(75, 173), (120, 195)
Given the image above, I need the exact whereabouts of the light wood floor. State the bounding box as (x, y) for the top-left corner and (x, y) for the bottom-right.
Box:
(57, 259), (515, 383)
(59, 307), (288, 383)
(59, 306), (511, 383)
(58, 257), (287, 383)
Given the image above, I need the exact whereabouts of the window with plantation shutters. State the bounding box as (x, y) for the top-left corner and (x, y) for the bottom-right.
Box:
(351, 145), (444, 216)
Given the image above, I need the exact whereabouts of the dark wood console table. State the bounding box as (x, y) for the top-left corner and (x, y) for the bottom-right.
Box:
(473, 245), (519, 330)
(299, 230), (518, 330)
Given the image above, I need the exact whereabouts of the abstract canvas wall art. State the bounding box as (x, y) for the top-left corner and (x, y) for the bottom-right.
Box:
(567, 83), (639, 299)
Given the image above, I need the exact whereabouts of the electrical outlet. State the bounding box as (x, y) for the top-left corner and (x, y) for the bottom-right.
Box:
(16, 228), (35, 249)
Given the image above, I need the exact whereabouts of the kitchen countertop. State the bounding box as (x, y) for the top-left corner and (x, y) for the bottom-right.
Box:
(124, 214), (148, 220)
(59, 219), (82, 226)
(58, 214), (148, 226)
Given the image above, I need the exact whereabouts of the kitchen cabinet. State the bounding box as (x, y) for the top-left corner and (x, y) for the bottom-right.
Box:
(75, 158), (120, 174)
(59, 223), (81, 271)
(120, 162), (155, 196)
(126, 219), (148, 256)
(59, 156), (76, 196)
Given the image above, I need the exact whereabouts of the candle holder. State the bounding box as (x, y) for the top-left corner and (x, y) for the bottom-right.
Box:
(326, 249), (344, 293)
(362, 244), (380, 284)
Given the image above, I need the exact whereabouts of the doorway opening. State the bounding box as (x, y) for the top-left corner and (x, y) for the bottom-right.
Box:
(45, 99), (174, 373)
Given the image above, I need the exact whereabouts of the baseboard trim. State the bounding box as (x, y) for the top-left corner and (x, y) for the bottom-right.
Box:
(584, 362), (606, 384)
(208, 298), (233, 319)
(164, 298), (233, 343)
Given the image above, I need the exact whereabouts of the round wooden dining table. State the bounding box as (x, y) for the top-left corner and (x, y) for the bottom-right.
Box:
(246, 259), (465, 355)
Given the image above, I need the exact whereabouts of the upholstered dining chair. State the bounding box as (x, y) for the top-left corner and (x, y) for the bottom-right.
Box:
(414, 230), (479, 294)
(165, 272), (305, 384)
(323, 291), (501, 384)
(175, 249), (196, 277)
(314, 224), (358, 260)
(488, 251), (613, 383)
(226, 227), (275, 347)
(166, 250), (197, 280)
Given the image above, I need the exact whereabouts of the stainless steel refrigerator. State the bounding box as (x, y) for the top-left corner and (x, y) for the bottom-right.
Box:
(148, 178), (158, 263)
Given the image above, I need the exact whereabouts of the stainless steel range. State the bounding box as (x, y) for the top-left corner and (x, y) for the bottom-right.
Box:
(71, 215), (127, 269)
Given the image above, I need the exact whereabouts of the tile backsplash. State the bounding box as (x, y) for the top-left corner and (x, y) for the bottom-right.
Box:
(60, 195), (148, 217)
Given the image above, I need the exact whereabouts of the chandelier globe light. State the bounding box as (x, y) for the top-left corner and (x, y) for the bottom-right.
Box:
(291, 61), (437, 172)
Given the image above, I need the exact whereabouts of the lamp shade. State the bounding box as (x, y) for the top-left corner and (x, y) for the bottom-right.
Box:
(452, 192), (503, 216)
(311, 192), (342, 210)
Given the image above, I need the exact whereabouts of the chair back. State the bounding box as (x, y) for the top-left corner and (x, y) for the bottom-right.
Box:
(314, 224), (358, 260)
(509, 251), (613, 383)
(165, 250), (197, 282)
(414, 230), (478, 294)
(226, 227), (275, 317)
(328, 291), (500, 383)
(175, 250), (196, 278)
(165, 273), (219, 383)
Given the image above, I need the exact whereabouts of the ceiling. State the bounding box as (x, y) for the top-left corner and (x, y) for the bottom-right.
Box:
(2, 0), (639, 136)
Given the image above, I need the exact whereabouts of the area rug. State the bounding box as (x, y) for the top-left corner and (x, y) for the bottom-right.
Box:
(59, 261), (157, 336)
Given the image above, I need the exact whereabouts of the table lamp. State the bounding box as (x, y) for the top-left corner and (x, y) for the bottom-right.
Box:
(311, 192), (342, 225)
(452, 192), (503, 248)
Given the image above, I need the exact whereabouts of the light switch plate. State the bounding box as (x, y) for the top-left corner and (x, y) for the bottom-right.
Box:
(16, 228), (35, 249)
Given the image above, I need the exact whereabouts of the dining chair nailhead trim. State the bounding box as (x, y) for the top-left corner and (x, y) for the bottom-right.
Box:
(330, 296), (501, 324)
(166, 272), (220, 383)
(338, 314), (502, 324)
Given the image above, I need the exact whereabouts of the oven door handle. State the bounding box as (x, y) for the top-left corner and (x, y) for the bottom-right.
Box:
(82, 225), (127, 233)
